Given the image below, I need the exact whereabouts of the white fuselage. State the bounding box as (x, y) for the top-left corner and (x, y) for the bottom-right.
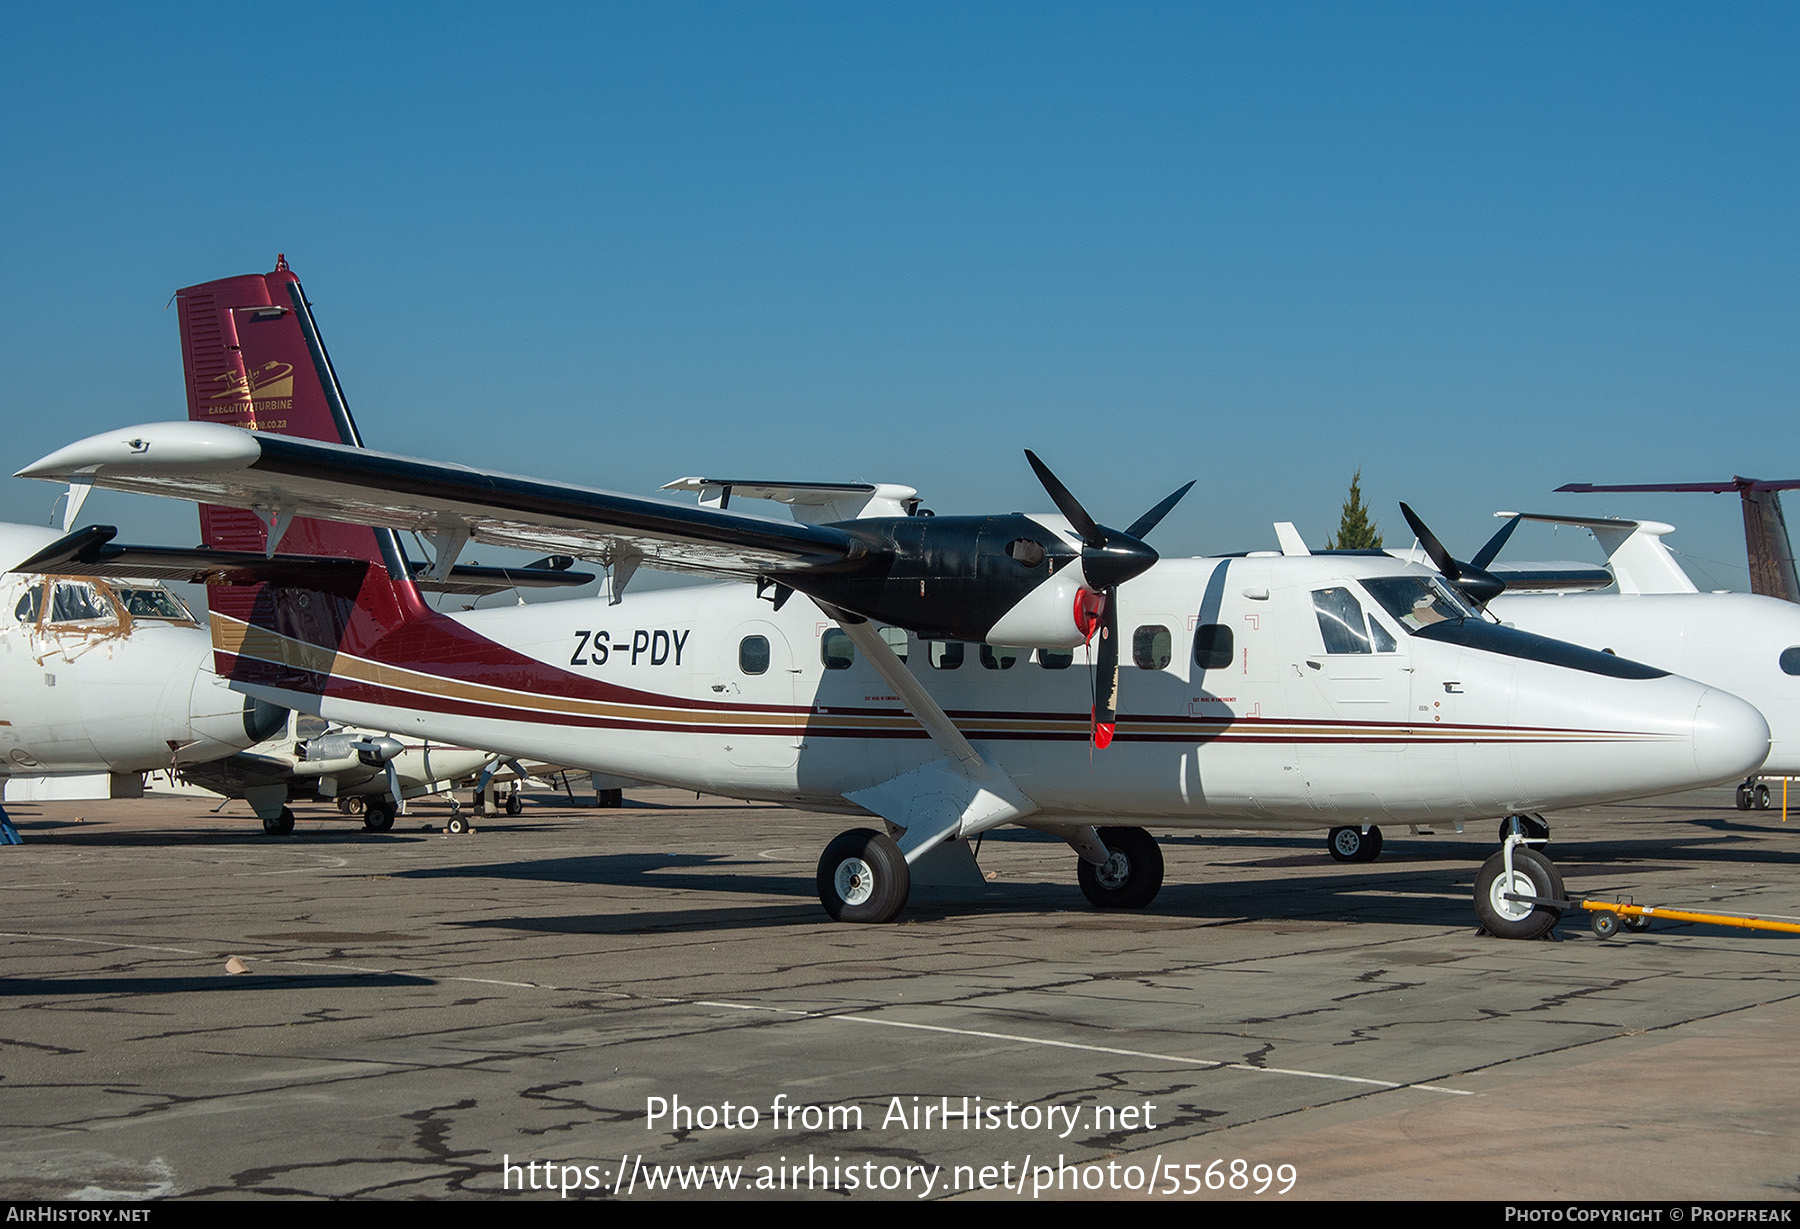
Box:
(247, 555), (1770, 832)
(0, 524), (271, 781)
(1491, 590), (1800, 777)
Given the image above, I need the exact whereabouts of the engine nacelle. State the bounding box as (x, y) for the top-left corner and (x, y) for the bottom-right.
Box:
(790, 513), (1085, 643)
(984, 563), (1103, 648)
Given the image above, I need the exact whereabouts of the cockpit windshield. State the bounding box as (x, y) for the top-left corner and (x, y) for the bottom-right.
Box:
(1361, 575), (1477, 631)
(115, 585), (196, 622)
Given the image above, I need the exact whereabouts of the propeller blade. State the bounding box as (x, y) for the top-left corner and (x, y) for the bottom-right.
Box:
(1400, 502), (1508, 609)
(1092, 594), (1120, 749)
(1470, 514), (1522, 571)
(1399, 502), (1461, 584)
(1124, 480), (1197, 540)
(385, 760), (405, 812)
(1024, 450), (1105, 548)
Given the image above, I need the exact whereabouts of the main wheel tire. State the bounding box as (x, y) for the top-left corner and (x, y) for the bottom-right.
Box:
(1755, 783), (1772, 810)
(598, 789), (623, 809)
(1474, 847), (1565, 940)
(362, 802), (395, 833)
(1328, 825), (1383, 863)
(817, 828), (910, 923)
(505, 792), (523, 816)
(1736, 784), (1754, 811)
(337, 796), (364, 816)
(447, 814), (469, 835)
(262, 807), (295, 836)
(1077, 826), (1165, 909)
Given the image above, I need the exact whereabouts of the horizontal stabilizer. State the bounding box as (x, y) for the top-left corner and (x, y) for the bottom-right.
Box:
(1495, 510), (1695, 595)
(15, 525), (369, 592)
(16, 526), (595, 597)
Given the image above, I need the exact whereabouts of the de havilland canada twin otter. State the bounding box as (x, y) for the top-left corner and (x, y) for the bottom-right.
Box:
(17, 260), (1773, 937)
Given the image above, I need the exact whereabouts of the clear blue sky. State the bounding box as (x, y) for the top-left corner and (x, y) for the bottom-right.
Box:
(3, 3), (1794, 590)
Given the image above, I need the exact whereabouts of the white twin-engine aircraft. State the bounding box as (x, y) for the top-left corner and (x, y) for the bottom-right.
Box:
(0, 522), (286, 801)
(14, 262), (1773, 937)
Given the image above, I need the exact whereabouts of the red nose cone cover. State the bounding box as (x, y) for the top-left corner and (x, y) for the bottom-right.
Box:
(1073, 589), (1105, 641)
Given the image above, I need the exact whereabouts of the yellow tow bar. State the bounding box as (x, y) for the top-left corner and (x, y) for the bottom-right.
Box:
(1580, 898), (1800, 940)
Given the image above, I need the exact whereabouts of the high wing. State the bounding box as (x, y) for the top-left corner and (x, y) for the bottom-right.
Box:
(19, 421), (867, 581)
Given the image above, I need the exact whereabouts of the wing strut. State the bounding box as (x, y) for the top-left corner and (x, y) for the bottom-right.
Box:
(824, 611), (1037, 866)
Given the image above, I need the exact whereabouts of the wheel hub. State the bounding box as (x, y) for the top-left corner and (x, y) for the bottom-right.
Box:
(1332, 829), (1360, 857)
(1488, 869), (1535, 922)
(834, 857), (874, 906)
(1095, 851), (1131, 891)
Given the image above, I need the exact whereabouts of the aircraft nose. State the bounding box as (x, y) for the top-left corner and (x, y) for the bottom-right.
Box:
(1692, 687), (1771, 783)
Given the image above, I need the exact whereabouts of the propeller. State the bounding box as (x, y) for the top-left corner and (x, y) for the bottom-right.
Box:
(1398, 503), (1520, 610)
(1024, 451), (1195, 749)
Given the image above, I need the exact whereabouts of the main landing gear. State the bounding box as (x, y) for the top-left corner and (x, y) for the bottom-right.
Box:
(362, 797), (397, 833)
(261, 807), (296, 836)
(813, 824), (1166, 923)
(1735, 778), (1773, 811)
(1327, 825), (1382, 863)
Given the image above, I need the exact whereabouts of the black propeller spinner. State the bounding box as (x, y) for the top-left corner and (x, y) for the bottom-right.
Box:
(1397, 502), (1521, 610)
(1025, 451), (1195, 748)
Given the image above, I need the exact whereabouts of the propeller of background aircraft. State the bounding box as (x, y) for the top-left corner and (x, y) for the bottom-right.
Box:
(1025, 450), (1195, 747)
(1398, 503), (1521, 611)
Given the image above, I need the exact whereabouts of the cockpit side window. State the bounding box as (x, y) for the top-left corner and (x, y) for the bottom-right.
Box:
(14, 585), (42, 624)
(1312, 587), (1373, 654)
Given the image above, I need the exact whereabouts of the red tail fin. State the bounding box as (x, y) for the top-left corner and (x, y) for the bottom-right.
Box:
(176, 258), (426, 666)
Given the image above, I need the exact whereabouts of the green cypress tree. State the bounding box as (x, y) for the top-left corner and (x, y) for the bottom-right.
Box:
(1327, 469), (1382, 550)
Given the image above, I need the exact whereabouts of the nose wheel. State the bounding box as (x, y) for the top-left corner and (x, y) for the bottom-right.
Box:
(1474, 843), (1565, 939)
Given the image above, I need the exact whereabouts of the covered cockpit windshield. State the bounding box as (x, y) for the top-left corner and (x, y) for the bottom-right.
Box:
(1361, 575), (1477, 632)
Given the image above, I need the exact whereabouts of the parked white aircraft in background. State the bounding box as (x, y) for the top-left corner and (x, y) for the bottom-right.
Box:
(13, 261), (1775, 939)
(1283, 504), (1800, 838)
(0, 522), (286, 813)
(178, 709), (508, 834)
(1482, 511), (1800, 811)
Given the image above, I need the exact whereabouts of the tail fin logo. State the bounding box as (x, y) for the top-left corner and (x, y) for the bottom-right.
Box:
(207, 361), (295, 403)
(204, 361), (295, 430)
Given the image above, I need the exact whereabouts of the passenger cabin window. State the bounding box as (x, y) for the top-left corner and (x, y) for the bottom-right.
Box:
(980, 645), (1018, 670)
(1133, 625), (1172, 670)
(739, 635), (770, 675)
(821, 629), (854, 670)
(1312, 587), (1374, 654)
(879, 626), (908, 663)
(1038, 649), (1073, 670)
(1782, 647), (1800, 677)
(929, 641), (963, 670)
(1193, 623), (1234, 669)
